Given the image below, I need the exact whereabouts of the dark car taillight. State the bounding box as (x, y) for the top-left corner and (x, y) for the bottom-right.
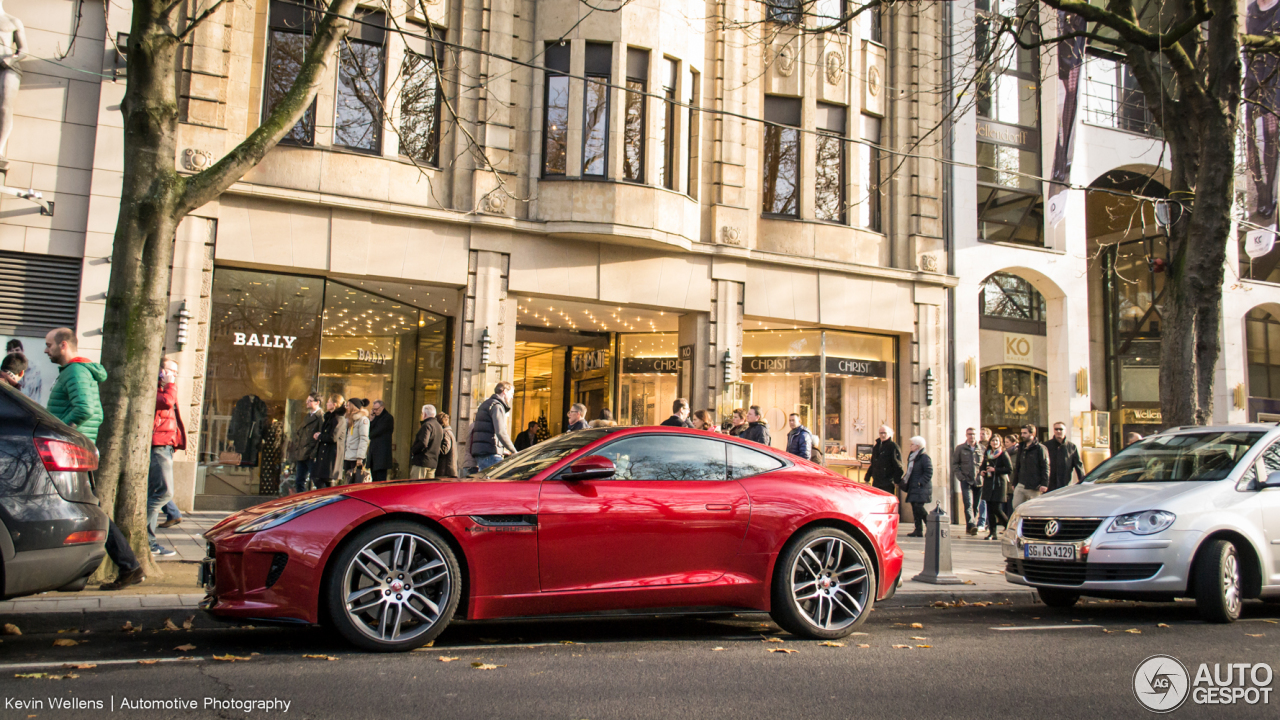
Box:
(36, 437), (100, 503)
(64, 530), (106, 545)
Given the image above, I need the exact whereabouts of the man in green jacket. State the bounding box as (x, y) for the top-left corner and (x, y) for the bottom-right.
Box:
(44, 327), (107, 442)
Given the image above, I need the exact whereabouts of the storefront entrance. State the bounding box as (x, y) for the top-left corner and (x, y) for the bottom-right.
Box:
(198, 269), (453, 499)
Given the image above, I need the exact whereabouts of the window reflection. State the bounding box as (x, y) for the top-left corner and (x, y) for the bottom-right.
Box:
(595, 435), (728, 481)
(624, 79), (645, 182)
(583, 77), (609, 176)
(544, 75), (569, 175)
(763, 125), (800, 216)
(335, 33), (386, 153)
(399, 50), (441, 166)
(265, 30), (315, 144)
(815, 133), (844, 222)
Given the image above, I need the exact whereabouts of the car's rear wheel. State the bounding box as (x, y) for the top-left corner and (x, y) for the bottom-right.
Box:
(325, 521), (460, 651)
(1036, 587), (1080, 608)
(770, 527), (875, 639)
(1194, 539), (1243, 624)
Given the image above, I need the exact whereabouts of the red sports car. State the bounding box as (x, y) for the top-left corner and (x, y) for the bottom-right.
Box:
(201, 427), (903, 651)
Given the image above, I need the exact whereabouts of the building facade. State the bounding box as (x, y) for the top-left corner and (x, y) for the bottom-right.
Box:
(0, 0), (956, 511)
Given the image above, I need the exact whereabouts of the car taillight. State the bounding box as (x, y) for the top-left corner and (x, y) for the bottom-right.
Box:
(63, 530), (106, 545)
(35, 438), (99, 472)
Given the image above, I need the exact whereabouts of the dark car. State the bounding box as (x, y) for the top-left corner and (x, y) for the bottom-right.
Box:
(0, 381), (108, 599)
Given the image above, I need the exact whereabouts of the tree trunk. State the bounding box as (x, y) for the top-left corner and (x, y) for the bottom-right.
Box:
(92, 11), (186, 579)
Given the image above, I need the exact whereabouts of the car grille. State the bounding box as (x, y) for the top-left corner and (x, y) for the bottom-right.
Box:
(1006, 559), (1163, 587)
(1020, 517), (1103, 541)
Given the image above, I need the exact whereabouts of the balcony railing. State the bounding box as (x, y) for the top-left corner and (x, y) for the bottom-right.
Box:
(1083, 53), (1162, 138)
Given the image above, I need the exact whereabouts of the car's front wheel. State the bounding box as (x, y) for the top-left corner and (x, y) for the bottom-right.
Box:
(1194, 539), (1243, 624)
(770, 527), (875, 639)
(325, 521), (461, 651)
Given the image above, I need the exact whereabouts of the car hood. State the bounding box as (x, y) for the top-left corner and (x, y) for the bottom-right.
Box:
(1015, 481), (1217, 518)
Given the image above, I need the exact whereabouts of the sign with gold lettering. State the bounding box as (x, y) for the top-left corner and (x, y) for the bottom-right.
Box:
(1003, 333), (1034, 365)
(976, 119), (1039, 151)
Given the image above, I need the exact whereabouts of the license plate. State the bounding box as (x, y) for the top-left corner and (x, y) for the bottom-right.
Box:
(198, 558), (216, 590)
(1025, 543), (1076, 561)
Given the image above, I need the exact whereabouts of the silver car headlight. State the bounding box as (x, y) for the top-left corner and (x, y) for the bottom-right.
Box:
(234, 496), (347, 534)
(1107, 510), (1176, 535)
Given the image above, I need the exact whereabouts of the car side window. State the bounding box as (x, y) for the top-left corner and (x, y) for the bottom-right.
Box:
(729, 443), (786, 480)
(1246, 441), (1280, 490)
(592, 435), (728, 481)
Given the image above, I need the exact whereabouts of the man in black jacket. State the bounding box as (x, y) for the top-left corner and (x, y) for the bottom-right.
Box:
(514, 421), (539, 451)
(866, 425), (903, 494)
(740, 405), (771, 446)
(1012, 424), (1050, 509)
(566, 403), (589, 431)
(367, 400), (395, 482)
(410, 404), (444, 479)
(470, 382), (515, 472)
(1045, 421), (1085, 492)
(660, 398), (693, 428)
(290, 392), (324, 492)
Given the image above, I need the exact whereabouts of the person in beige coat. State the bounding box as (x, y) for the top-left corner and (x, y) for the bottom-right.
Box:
(343, 398), (370, 483)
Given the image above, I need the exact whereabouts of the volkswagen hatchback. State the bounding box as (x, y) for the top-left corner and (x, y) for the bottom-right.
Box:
(1003, 425), (1280, 622)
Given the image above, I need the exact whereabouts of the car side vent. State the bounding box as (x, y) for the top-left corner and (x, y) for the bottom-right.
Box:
(265, 553), (289, 588)
(469, 515), (537, 527)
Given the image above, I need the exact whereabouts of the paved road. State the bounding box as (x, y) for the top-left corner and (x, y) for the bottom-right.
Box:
(2, 600), (1277, 719)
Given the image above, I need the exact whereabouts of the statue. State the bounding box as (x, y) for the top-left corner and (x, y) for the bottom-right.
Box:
(0, 0), (27, 164)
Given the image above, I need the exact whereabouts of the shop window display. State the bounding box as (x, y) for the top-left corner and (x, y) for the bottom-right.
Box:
(618, 333), (678, 427)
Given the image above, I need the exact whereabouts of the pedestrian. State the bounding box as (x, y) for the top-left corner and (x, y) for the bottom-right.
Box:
(289, 392), (324, 493)
(312, 393), (347, 489)
(979, 434), (1012, 539)
(344, 398), (370, 483)
(1126, 431), (1143, 446)
(740, 405), (771, 446)
(589, 409), (617, 428)
(659, 398), (692, 427)
(470, 381), (516, 472)
(42, 328), (143, 590)
(1011, 423), (1050, 509)
(980, 426), (993, 449)
(691, 409), (718, 431)
(728, 408), (748, 436)
(409, 404), (444, 479)
(785, 413), (814, 460)
(436, 412), (458, 478)
(147, 359), (185, 558)
(6, 338), (41, 401)
(566, 403), (588, 432)
(1044, 421), (1085, 492)
(900, 436), (933, 537)
(952, 427), (984, 536)
(515, 420), (539, 450)
(1003, 433), (1019, 517)
(0, 350), (25, 389)
(865, 425), (903, 494)
(367, 399), (394, 482)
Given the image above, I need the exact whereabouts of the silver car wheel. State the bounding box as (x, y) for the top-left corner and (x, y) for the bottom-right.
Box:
(342, 532), (451, 644)
(789, 536), (870, 631)
(1222, 549), (1241, 618)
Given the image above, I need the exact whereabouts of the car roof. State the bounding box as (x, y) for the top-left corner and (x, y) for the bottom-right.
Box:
(1152, 423), (1280, 438)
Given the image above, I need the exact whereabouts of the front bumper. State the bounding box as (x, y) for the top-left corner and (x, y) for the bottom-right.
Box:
(200, 496), (384, 624)
(1001, 529), (1198, 595)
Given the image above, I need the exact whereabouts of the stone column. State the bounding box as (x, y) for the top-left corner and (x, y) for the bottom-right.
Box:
(912, 292), (951, 520)
(710, 279), (744, 421)
(457, 250), (516, 467)
(678, 311), (710, 412)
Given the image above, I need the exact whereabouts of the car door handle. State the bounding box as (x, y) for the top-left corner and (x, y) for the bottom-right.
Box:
(705, 504), (732, 511)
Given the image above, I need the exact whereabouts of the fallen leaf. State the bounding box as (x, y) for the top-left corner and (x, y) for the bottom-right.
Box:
(1125, 629), (1142, 634)
(768, 648), (798, 654)
(3, 623), (21, 635)
(302, 654), (338, 660)
(1071, 619), (1082, 622)
(471, 662), (504, 669)
(849, 632), (869, 636)
(892, 644), (912, 649)
(212, 654), (252, 662)
(857, 643), (871, 648)
(818, 641), (846, 647)
(916, 644), (933, 648)
(761, 636), (784, 643)
(909, 636), (928, 641)
(136, 660), (158, 665)
(1245, 633), (1264, 637)
(15, 673), (46, 678)
(175, 644), (196, 652)
(560, 640), (576, 645)
(712, 647), (725, 652)
(1102, 629), (1114, 634)
(56, 629), (75, 634)
(909, 623), (924, 629)
(63, 664), (96, 670)
(121, 621), (141, 633)
(1157, 623), (1170, 628)
(15, 672), (78, 680)
(182, 616), (195, 630)
(1262, 620), (1277, 624)
(163, 619), (180, 631)
(438, 656), (460, 662)
(478, 638), (500, 644)
(1032, 617), (1041, 620)
(250, 652), (260, 656)
(962, 580), (976, 585)
(52, 639), (79, 647)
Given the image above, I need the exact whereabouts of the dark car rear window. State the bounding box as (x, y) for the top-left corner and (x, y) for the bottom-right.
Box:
(0, 381), (67, 428)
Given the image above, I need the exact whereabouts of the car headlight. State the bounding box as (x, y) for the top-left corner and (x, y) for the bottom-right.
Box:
(1107, 510), (1176, 535)
(234, 496), (347, 534)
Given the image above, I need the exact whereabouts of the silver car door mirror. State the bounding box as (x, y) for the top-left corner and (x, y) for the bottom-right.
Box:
(1264, 471), (1280, 489)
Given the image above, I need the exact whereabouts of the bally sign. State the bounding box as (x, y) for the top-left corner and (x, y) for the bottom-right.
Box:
(233, 332), (297, 349)
(743, 355), (888, 378)
(356, 348), (388, 365)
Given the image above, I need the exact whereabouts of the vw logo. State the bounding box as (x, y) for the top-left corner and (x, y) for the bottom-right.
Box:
(1044, 520), (1060, 537)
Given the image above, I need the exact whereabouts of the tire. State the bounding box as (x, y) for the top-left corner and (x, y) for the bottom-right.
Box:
(770, 527), (876, 639)
(1037, 587), (1080, 608)
(1194, 539), (1243, 624)
(325, 520), (461, 651)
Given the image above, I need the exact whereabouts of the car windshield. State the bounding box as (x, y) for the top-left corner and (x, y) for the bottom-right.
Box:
(479, 429), (611, 481)
(1084, 431), (1266, 484)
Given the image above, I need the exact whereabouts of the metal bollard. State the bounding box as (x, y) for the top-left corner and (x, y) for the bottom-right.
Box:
(912, 505), (962, 584)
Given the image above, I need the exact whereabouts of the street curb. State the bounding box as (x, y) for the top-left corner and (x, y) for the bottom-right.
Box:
(2, 607), (236, 636)
(878, 589), (1042, 608)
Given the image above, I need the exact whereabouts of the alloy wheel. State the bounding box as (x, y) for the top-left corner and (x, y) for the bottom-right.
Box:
(341, 532), (451, 644)
(789, 536), (871, 631)
(1222, 549), (1241, 618)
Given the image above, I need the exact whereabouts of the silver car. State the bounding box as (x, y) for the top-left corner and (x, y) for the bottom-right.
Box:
(1002, 425), (1280, 622)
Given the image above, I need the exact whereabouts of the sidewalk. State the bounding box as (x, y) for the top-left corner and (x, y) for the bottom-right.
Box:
(0, 514), (1029, 633)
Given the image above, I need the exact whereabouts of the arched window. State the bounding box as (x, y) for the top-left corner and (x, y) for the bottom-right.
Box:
(1246, 308), (1280, 400)
(979, 272), (1046, 334)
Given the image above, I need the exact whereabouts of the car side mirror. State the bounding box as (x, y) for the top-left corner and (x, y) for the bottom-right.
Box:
(560, 455), (615, 482)
(1263, 471), (1280, 489)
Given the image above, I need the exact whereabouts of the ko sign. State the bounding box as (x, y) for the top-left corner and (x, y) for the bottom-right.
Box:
(1003, 333), (1034, 365)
